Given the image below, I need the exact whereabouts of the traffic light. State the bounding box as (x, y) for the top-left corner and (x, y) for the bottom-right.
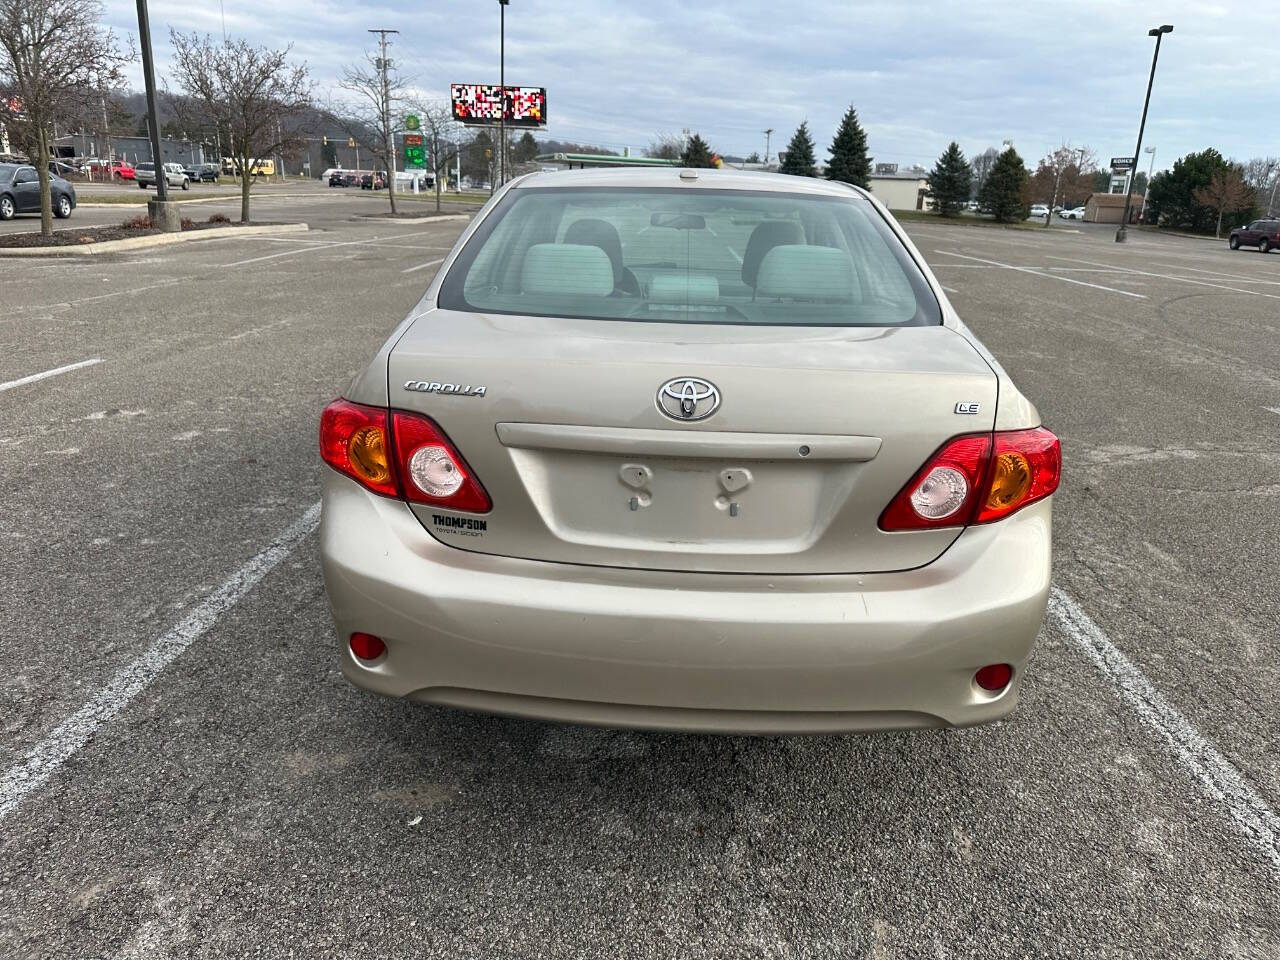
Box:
(322, 135), (328, 146)
(348, 137), (356, 148)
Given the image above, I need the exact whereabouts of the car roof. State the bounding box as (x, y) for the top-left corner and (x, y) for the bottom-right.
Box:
(511, 166), (868, 199)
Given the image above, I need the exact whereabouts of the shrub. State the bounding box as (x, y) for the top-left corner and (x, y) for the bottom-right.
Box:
(121, 214), (155, 230)
(207, 213), (231, 224)
(180, 217), (195, 230)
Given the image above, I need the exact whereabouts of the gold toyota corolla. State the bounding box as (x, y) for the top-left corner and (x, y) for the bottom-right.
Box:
(318, 167), (1059, 734)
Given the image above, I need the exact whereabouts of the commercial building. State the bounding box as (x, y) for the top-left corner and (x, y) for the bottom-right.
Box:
(867, 164), (931, 211)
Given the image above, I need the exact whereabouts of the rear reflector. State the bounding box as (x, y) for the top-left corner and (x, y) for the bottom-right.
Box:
(349, 632), (386, 661)
(879, 427), (1060, 531)
(319, 399), (491, 514)
(974, 663), (1013, 692)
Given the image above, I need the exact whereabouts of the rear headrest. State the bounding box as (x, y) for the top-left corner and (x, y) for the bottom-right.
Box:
(741, 220), (805, 286)
(647, 273), (720, 304)
(520, 243), (615, 297)
(755, 245), (857, 301)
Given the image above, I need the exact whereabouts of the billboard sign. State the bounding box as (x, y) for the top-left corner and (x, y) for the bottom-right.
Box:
(1110, 156), (1135, 171)
(450, 84), (547, 127)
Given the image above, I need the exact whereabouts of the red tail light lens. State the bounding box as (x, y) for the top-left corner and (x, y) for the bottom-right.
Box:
(880, 427), (1060, 531)
(976, 427), (1060, 524)
(879, 434), (991, 531)
(391, 411), (491, 513)
(320, 400), (397, 498)
(320, 400), (491, 513)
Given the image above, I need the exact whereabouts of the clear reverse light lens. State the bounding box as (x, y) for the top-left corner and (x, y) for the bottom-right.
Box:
(910, 465), (969, 520)
(408, 445), (464, 497)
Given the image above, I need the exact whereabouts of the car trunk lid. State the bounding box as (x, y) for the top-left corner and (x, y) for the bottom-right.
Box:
(387, 310), (997, 574)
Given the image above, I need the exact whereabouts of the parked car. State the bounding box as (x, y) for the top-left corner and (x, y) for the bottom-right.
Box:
(360, 172), (387, 190)
(193, 163), (218, 183)
(317, 167), (1061, 733)
(1059, 206), (1086, 220)
(1029, 203), (1050, 219)
(1228, 219), (1280, 253)
(0, 162), (77, 220)
(329, 171), (350, 187)
(135, 162), (190, 191)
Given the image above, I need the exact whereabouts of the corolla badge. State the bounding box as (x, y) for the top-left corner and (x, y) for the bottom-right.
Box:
(657, 377), (720, 421)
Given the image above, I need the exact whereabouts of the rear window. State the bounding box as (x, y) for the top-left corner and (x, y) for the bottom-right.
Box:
(438, 186), (940, 327)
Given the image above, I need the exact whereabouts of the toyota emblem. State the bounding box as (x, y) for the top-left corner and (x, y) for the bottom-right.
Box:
(656, 377), (720, 421)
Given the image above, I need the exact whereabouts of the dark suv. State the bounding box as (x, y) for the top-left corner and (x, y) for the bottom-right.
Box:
(1229, 219), (1280, 253)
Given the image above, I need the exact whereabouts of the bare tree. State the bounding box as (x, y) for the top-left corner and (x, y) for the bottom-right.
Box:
(0, 0), (130, 235)
(338, 46), (407, 214)
(969, 147), (1000, 199)
(1242, 156), (1279, 215)
(1194, 166), (1254, 238)
(647, 132), (687, 160)
(1028, 145), (1098, 211)
(168, 31), (312, 223)
(409, 100), (464, 213)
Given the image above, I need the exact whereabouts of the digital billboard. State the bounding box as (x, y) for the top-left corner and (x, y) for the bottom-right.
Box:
(450, 84), (547, 127)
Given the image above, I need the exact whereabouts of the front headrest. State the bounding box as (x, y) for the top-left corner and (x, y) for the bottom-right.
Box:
(755, 245), (856, 301)
(520, 244), (615, 297)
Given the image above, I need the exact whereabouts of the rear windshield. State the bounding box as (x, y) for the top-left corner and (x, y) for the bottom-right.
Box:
(438, 186), (940, 326)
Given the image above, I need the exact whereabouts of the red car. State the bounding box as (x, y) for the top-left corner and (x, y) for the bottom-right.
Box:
(1228, 218), (1280, 253)
(84, 159), (134, 180)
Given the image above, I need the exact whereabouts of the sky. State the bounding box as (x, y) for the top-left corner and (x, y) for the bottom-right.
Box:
(100, 0), (1279, 172)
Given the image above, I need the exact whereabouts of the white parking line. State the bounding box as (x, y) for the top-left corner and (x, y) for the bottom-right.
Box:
(401, 257), (445, 274)
(932, 250), (1148, 299)
(1265, 406), (1280, 417)
(0, 358), (103, 393)
(939, 285), (959, 294)
(0, 503), (321, 822)
(1049, 588), (1280, 872)
(219, 231), (435, 268)
(1045, 255), (1280, 301)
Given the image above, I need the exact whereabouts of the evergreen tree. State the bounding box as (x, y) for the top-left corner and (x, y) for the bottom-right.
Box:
(978, 146), (1029, 223)
(826, 106), (871, 188)
(926, 142), (972, 217)
(680, 132), (716, 168)
(778, 122), (817, 177)
(513, 131), (539, 163)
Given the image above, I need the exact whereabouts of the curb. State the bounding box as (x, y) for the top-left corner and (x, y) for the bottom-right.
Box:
(354, 213), (473, 224)
(78, 195), (236, 208)
(0, 222), (309, 257)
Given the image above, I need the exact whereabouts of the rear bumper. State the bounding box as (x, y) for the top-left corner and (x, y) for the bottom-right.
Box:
(318, 473), (1052, 734)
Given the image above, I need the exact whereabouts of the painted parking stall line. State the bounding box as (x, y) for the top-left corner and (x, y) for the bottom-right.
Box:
(0, 502), (321, 823)
(1049, 587), (1280, 873)
(1045, 255), (1280, 301)
(931, 250), (1148, 299)
(401, 257), (445, 275)
(0, 358), (103, 393)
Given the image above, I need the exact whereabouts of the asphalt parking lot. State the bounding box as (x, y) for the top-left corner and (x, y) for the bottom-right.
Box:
(1, 196), (1277, 958)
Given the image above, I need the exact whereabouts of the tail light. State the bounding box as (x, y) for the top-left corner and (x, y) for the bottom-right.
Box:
(320, 399), (491, 513)
(879, 427), (1060, 531)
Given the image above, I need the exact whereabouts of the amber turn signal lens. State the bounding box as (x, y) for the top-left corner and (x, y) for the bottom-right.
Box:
(985, 451), (1032, 511)
(347, 426), (391, 486)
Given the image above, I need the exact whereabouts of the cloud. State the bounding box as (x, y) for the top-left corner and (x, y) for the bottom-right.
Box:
(102, 0), (1280, 166)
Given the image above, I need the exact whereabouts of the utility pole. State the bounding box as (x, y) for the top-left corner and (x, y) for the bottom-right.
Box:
(497, 0), (509, 188)
(763, 128), (773, 165)
(134, 0), (178, 229)
(369, 28), (399, 211)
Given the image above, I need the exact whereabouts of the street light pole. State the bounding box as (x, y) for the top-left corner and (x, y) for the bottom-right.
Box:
(134, 0), (167, 204)
(498, 0), (509, 188)
(1138, 145), (1156, 222)
(1116, 24), (1172, 242)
